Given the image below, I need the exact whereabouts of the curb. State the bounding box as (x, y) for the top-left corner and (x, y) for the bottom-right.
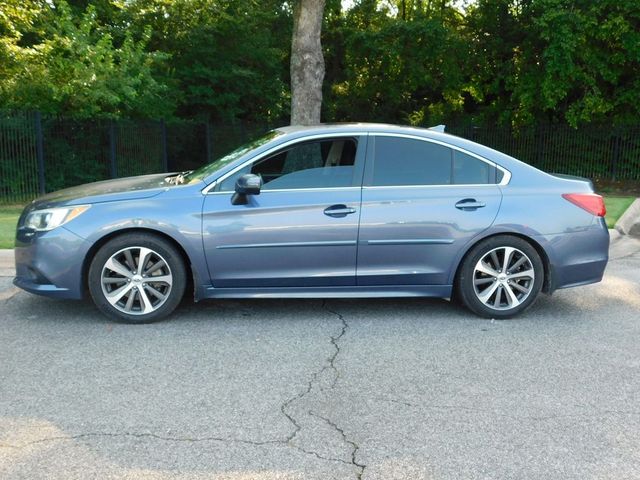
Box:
(609, 229), (621, 243)
(615, 198), (640, 237)
(0, 249), (14, 277)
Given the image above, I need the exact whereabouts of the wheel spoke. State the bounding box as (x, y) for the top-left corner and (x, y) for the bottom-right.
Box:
(477, 282), (500, 304)
(124, 249), (136, 270)
(147, 274), (172, 286)
(493, 285), (503, 307)
(106, 282), (133, 305)
(137, 247), (154, 274)
(510, 281), (529, 294)
(476, 261), (499, 278)
(490, 250), (500, 270)
(137, 287), (154, 314)
(124, 290), (136, 312)
(474, 277), (494, 286)
(509, 255), (528, 272)
(102, 277), (127, 284)
(504, 284), (521, 307)
(145, 284), (166, 301)
(144, 259), (165, 276)
(502, 247), (515, 273)
(508, 269), (534, 280)
(105, 258), (132, 279)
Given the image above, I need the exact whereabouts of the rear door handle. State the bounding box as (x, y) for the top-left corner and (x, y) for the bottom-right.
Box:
(324, 204), (357, 218)
(455, 198), (486, 211)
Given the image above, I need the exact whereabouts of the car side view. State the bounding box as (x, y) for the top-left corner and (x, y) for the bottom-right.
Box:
(14, 123), (609, 323)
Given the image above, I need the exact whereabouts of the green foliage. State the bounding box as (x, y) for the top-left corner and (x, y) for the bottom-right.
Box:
(1, 0), (638, 127)
(324, 2), (467, 124)
(123, 0), (291, 122)
(465, 0), (640, 127)
(0, 0), (173, 119)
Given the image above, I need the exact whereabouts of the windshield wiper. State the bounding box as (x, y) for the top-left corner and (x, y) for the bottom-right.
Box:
(166, 170), (193, 185)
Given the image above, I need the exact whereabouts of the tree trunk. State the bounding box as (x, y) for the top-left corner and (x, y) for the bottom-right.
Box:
(290, 0), (326, 125)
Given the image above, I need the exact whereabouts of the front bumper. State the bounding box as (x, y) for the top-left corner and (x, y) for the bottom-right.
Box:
(13, 226), (91, 300)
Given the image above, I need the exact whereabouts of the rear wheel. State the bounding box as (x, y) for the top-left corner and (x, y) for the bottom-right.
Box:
(88, 233), (186, 323)
(456, 235), (543, 318)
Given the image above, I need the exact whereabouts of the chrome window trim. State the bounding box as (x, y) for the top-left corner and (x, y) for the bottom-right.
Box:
(202, 132), (366, 194)
(206, 186), (361, 195)
(201, 130), (512, 194)
(371, 132), (512, 186)
(362, 184), (500, 190)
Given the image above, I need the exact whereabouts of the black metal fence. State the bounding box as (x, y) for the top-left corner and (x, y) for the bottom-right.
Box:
(446, 123), (640, 182)
(1, 111), (639, 204)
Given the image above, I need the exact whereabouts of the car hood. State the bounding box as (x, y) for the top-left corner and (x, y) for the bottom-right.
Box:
(30, 173), (172, 209)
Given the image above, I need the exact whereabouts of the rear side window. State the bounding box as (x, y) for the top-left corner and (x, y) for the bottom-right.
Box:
(372, 137), (451, 186)
(371, 136), (501, 186)
(453, 151), (493, 184)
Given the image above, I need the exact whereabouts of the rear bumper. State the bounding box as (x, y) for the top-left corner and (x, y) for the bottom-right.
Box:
(13, 226), (90, 300)
(535, 219), (609, 292)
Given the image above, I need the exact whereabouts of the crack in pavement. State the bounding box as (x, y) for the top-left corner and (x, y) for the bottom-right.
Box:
(278, 299), (366, 478)
(0, 431), (282, 450)
(2, 300), (367, 477)
(309, 411), (366, 479)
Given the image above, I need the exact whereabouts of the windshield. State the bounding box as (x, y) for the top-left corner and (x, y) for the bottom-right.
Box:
(185, 130), (283, 183)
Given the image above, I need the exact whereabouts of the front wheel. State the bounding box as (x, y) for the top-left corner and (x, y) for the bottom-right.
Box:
(88, 233), (187, 323)
(456, 235), (544, 318)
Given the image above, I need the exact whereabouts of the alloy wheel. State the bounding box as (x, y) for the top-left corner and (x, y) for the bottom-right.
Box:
(100, 246), (173, 315)
(472, 246), (535, 311)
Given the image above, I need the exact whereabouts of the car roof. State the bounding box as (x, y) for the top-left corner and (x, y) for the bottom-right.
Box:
(276, 122), (436, 136)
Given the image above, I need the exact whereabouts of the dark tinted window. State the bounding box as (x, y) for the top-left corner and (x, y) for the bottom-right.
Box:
(218, 138), (357, 191)
(372, 137), (451, 186)
(453, 151), (493, 184)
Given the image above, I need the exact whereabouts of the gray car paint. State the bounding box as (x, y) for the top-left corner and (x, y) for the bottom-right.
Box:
(14, 123), (609, 303)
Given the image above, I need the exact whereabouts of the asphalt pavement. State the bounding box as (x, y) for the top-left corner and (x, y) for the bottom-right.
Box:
(1, 236), (639, 479)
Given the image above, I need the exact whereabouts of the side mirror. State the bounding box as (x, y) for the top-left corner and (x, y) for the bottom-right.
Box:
(231, 174), (262, 205)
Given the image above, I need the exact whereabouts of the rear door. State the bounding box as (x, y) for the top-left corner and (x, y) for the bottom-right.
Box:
(357, 134), (503, 286)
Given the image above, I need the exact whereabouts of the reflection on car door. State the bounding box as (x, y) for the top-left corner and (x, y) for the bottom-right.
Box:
(202, 135), (366, 288)
(357, 135), (502, 286)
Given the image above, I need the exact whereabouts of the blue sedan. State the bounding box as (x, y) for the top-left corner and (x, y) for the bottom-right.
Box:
(14, 124), (609, 323)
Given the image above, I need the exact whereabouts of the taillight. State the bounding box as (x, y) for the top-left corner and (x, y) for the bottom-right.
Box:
(562, 193), (606, 217)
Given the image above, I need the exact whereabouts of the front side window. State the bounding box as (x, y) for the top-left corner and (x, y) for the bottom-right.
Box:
(217, 138), (358, 191)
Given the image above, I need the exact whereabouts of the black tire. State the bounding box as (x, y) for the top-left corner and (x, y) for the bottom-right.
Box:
(456, 235), (544, 318)
(88, 233), (187, 324)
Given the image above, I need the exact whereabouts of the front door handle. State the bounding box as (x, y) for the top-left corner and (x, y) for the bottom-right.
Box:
(455, 198), (486, 211)
(324, 204), (357, 218)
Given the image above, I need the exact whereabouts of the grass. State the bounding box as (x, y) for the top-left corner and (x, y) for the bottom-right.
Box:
(0, 206), (23, 249)
(604, 196), (635, 229)
(0, 195), (636, 249)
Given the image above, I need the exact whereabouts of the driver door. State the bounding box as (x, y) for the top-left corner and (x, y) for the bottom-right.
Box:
(201, 135), (366, 288)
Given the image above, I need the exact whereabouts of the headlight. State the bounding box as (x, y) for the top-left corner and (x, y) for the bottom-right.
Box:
(24, 205), (91, 231)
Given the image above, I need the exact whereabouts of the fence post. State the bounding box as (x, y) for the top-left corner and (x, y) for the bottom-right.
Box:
(160, 119), (169, 172)
(611, 129), (621, 181)
(205, 122), (212, 164)
(535, 124), (545, 169)
(109, 121), (117, 178)
(34, 111), (45, 194)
